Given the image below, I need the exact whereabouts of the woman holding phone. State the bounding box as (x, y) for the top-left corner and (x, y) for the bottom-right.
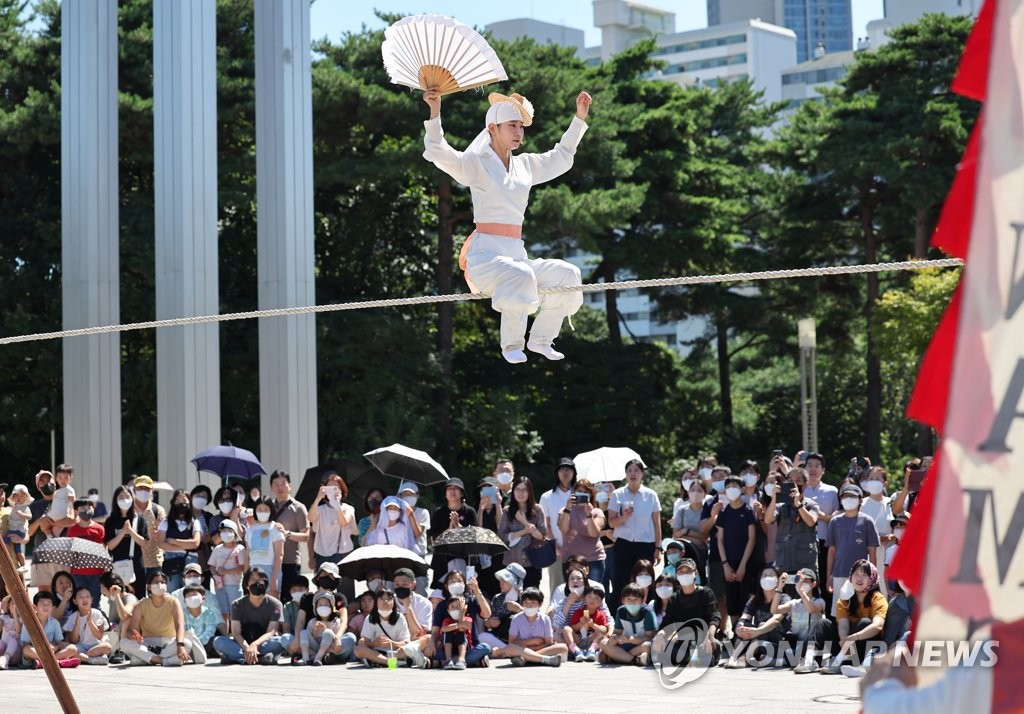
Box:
(497, 477), (547, 589)
(608, 459), (662, 609)
(557, 479), (606, 584)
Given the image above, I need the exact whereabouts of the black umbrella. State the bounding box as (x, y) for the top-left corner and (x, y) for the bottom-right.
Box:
(363, 443), (449, 486)
(337, 544), (429, 579)
(298, 460), (396, 521)
(432, 526), (509, 559)
(33, 537), (112, 571)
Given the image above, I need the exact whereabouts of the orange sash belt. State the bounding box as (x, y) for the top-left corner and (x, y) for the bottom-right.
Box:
(458, 223), (523, 292)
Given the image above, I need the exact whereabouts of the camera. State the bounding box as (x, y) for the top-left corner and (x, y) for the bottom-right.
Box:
(574, 493), (590, 505)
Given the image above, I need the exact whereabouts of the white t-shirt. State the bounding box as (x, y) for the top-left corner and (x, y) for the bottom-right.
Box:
(48, 486), (76, 520)
(359, 615), (411, 652)
(860, 497), (893, 537)
(397, 593), (433, 632)
(312, 503), (356, 557)
(63, 608), (109, 647)
(608, 485), (662, 543)
(245, 523), (285, 568)
(539, 487), (572, 546)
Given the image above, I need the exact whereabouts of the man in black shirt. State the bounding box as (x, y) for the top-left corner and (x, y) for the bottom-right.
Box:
(428, 478), (477, 586)
(659, 558), (722, 667)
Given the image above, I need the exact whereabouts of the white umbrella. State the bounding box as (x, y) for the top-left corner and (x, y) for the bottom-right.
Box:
(363, 443), (449, 486)
(573, 447), (646, 483)
(151, 480), (175, 492)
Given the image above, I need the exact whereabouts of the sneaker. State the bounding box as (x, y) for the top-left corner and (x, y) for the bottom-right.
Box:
(584, 649), (597, 662)
(634, 652), (649, 667)
(526, 342), (565, 361)
(819, 662), (844, 675)
(793, 660), (818, 674)
(0, 654), (7, 670)
(841, 664), (867, 678)
(444, 660), (456, 670)
(258, 653), (276, 666)
(542, 654), (562, 667)
(501, 349), (527, 364)
(88, 656), (109, 666)
(310, 659), (323, 667)
(58, 658), (81, 669)
(406, 646), (427, 669)
(108, 651), (128, 665)
(455, 660), (467, 670)
(511, 655), (526, 667)
(291, 657), (306, 666)
(723, 657), (747, 669)
(477, 656), (490, 668)
(573, 650), (586, 663)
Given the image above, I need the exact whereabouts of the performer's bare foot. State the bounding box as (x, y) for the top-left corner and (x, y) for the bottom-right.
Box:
(527, 342), (564, 361)
(502, 349), (528, 364)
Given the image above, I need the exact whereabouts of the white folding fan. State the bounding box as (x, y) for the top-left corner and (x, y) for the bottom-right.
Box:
(381, 14), (508, 96)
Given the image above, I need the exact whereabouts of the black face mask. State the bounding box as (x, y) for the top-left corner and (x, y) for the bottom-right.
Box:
(41, 483), (56, 496)
(316, 577), (338, 591)
(78, 508), (94, 519)
(394, 586), (412, 599)
(368, 498), (382, 514)
(249, 580), (268, 596)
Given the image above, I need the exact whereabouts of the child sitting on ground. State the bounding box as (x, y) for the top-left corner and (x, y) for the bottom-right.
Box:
(0, 595), (21, 669)
(181, 585), (216, 661)
(302, 593), (343, 666)
(564, 584), (609, 662)
(282, 576), (309, 664)
(441, 595), (472, 670)
(63, 585), (114, 665)
(21, 591), (79, 669)
(599, 583), (657, 666)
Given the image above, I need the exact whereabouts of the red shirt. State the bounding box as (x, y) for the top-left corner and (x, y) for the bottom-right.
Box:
(67, 522), (106, 576)
(570, 606), (608, 628)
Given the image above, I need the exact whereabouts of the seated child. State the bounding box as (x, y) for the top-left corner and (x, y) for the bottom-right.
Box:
(63, 586), (114, 665)
(0, 595), (22, 669)
(564, 584), (609, 662)
(599, 583), (657, 665)
(441, 595), (471, 670)
(181, 585), (216, 661)
(21, 591), (79, 668)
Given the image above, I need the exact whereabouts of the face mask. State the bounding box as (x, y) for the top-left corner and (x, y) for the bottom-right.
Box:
(798, 582), (813, 595)
(497, 472), (514, 485)
(862, 481), (884, 495)
(712, 480), (725, 493)
(698, 468), (713, 479)
(377, 608), (393, 618)
(41, 482), (56, 496)
(523, 606), (539, 617)
(394, 587), (412, 599)
(690, 492), (705, 504)
(117, 498), (133, 511)
(78, 508), (94, 519)
(667, 552), (680, 565)
(368, 578), (383, 592)
(150, 582), (167, 595)
(595, 491), (609, 504)
(570, 585), (584, 596)
(742, 473), (758, 487)
(760, 576), (779, 591)
(447, 582), (465, 596)
(893, 527), (906, 540)
(317, 606), (332, 618)
(185, 595), (203, 609)
(677, 573), (696, 587)
(220, 531), (236, 543)
(725, 487), (742, 501)
(841, 497), (860, 511)
(218, 501), (234, 514)
(316, 578), (338, 591)
(448, 609), (462, 620)
(291, 591), (306, 603)
(401, 495), (417, 508)
(635, 575), (653, 588)
(249, 581), (268, 596)
(838, 579), (856, 601)
(173, 505), (190, 518)
(192, 496), (208, 509)
(386, 509), (400, 522)
(655, 585), (675, 599)
(681, 479), (694, 493)
(184, 577), (201, 587)
(135, 490), (151, 503)
(368, 498), (382, 513)
(88, 494), (99, 503)
(764, 484), (777, 497)
(256, 511), (271, 523)
(624, 603), (642, 615)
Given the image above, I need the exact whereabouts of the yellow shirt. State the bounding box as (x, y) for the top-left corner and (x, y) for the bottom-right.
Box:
(139, 597), (176, 638)
(836, 590), (888, 622)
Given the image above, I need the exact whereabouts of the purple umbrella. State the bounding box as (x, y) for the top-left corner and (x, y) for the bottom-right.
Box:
(191, 445), (266, 482)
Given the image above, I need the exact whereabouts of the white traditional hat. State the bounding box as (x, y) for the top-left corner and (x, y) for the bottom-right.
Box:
(486, 92), (534, 126)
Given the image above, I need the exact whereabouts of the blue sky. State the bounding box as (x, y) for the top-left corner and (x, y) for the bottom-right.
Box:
(311, 0), (887, 47)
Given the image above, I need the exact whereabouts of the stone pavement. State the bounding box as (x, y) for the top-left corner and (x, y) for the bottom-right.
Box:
(3, 657), (863, 713)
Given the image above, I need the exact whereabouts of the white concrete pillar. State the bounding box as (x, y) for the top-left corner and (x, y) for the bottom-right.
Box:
(61, 0), (122, 498)
(254, 0), (318, 482)
(153, 0), (221, 491)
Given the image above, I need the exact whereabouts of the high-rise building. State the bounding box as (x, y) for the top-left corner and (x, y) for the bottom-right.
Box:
(867, 0), (981, 48)
(708, 0), (852, 63)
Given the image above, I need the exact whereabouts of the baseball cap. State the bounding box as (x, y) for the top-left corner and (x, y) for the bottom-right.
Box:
(184, 562), (202, 575)
(555, 457), (576, 472)
(840, 483), (863, 498)
(392, 567), (416, 581)
(798, 567), (817, 581)
(677, 558), (697, 572)
(398, 482), (420, 495)
(219, 519), (240, 535)
(316, 562), (340, 578)
(134, 475), (155, 489)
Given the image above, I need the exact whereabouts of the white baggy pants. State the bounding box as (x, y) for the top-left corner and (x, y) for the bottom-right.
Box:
(465, 233), (583, 351)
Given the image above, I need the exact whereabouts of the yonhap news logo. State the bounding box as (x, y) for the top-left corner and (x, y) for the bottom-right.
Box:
(650, 620), (716, 690)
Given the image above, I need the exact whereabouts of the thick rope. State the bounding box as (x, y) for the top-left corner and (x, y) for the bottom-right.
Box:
(0, 258), (962, 346)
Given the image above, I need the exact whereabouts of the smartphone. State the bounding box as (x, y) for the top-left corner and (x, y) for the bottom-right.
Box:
(908, 468), (927, 491)
(481, 486), (499, 500)
(466, 565), (477, 580)
(718, 494), (728, 505)
(772, 449), (784, 458)
(779, 482), (797, 500)
(574, 493), (590, 505)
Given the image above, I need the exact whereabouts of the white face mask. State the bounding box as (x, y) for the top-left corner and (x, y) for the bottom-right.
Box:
(798, 582), (813, 595)
(220, 531), (236, 543)
(447, 582), (465, 596)
(681, 479), (694, 493)
(689, 492), (705, 504)
(596, 491), (609, 504)
(292, 591), (306, 603)
(698, 468), (713, 479)
(192, 496), (208, 509)
(711, 480), (725, 492)
(150, 582), (167, 595)
(522, 606), (539, 617)
(218, 502), (234, 515)
(635, 575), (653, 588)
(497, 472), (514, 485)
(135, 490), (152, 503)
(368, 579), (383, 592)
(183, 577), (201, 587)
(725, 487), (742, 502)
(185, 595), (203, 609)
(841, 497), (860, 511)
(401, 495), (417, 508)
(677, 573), (696, 587)
(569, 585), (584, 596)
(88, 494), (100, 503)
(760, 576), (779, 591)
(763, 484), (777, 497)
(316, 606), (332, 618)
(117, 498), (133, 511)
(655, 585), (674, 599)
(893, 527), (906, 540)
(838, 579), (856, 601)
(862, 480), (884, 495)
(377, 608), (393, 618)
(386, 509), (400, 522)
(256, 511), (271, 523)
(448, 609), (462, 620)
(742, 473), (758, 487)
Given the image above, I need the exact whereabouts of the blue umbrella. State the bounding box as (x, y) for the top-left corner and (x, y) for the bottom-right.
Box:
(191, 445), (266, 482)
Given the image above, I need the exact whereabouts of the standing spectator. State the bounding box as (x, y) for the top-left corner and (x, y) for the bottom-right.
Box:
(711, 475), (756, 637)
(86, 488), (108, 524)
(859, 466), (894, 594)
(104, 485), (148, 589)
(155, 489), (202, 593)
(213, 566), (292, 665)
(245, 497), (285, 599)
(802, 453), (839, 612)
(364, 496), (420, 553)
(66, 498), (106, 603)
(492, 459), (516, 504)
(765, 466), (820, 582)
(557, 478), (606, 584)
(268, 470), (309, 593)
(428, 479), (477, 585)
(397, 482), (431, 595)
(189, 484), (214, 589)
(538, 458), (577, 591)
(131, 475), (167, 582)
(497, 476), (547, 590)
(356, 488), (386, 543)
(607, 459), (662, 609)
(27, 470), (61, 591)
(209, 520), (246, 624)
(671, 479), (712, 578)
(475, 481), (503, 596)
(210, 486), (243, 536)
(825, 484), (880, 617)
(308, 471), (357, 599)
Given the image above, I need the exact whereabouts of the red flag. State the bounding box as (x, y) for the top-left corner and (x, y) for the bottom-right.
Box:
(890, 1), (1024, 711)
